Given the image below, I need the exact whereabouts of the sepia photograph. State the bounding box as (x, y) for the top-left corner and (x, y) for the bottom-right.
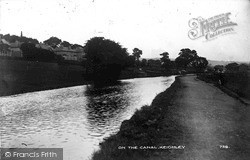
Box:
(0, 0), (249, 160)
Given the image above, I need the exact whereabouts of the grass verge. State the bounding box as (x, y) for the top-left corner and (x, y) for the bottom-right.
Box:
(91, 76), (187, 160)
(197, 73), (250, 105)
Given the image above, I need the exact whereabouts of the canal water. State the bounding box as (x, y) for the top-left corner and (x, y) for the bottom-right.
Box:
(0, 76), (175, 160)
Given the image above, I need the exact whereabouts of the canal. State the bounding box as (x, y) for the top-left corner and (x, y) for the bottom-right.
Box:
(0, 76), (175, 160)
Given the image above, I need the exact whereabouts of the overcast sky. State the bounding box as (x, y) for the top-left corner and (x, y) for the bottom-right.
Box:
(0, 0), (249, 61)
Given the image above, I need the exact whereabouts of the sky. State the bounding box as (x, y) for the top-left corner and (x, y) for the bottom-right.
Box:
(0, 0), (250, 61)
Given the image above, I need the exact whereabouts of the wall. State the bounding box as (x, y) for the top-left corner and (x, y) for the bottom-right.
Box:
(0, 59), (86, 96)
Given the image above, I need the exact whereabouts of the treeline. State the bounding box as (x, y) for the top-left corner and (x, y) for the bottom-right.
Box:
(43, 36), (84, 49)
(83, 37), (209, 83)
(1, 34), (39, 44)
(1, 33), (211, 84)
(0, 33), (84, 48)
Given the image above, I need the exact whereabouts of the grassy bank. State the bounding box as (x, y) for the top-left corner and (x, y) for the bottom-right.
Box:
(92, 76), (187, 160)
(197, 72), (250, 101)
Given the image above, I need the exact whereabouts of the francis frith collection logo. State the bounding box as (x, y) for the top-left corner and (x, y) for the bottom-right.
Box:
(188, 12), (237, 40)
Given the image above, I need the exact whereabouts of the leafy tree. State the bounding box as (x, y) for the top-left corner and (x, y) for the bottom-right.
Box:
(160, 52), (172, 70)
(147, 59), (161, 68)
(43, 37), (62, 48)
(2, 34), (39, 44)
(175, 48), (198, 69)
(2, 34), (12, 42)
(175, 48), (208, 72)
(61, 41), (71, 47)
(84, 37), (129, 83)
(20, 37), (39, 44)
(141, 58), (148, 67)
(160, 52), (169, 59)
(20, 43), (37, 60)
(225, 62), (239, 72)
(126, 55), (136, 67)
(190, 56), (208, 72)
(0, 44), (10, 53)
(20, 42), (58, 62)
(214, 65), (224, 73)
(238, 64), (248, 72)
(132, 48), (142, 62)
(9, 35), (19, 43)
(71, 44), (84, 49)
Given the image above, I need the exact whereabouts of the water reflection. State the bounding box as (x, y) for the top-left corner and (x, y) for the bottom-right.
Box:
(0, 76), (175, 160)
(85, 82), (135, 137)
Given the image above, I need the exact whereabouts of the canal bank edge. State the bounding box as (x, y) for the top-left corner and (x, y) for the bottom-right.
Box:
(91, 75), (187, 160)
(0, 59), (172, 97)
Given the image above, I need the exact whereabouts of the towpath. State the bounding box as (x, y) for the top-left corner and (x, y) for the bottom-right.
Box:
(163, 75), (250, 160)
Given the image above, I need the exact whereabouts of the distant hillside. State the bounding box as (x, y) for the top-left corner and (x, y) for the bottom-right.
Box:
(208, 60), (249, 66)
(142, 58), (249, 67)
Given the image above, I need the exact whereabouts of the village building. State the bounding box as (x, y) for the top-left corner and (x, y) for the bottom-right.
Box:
(0, 38), (23, 57)
(53, 45), (86, 61)
(0, 32), (86, 61)
(8, 47), (23, 57)
(9, 40), (22, 48)
(35, 43), (54, 51)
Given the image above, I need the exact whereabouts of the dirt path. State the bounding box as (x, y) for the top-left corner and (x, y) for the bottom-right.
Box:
(169, 75), (250, 160)
(92, 75), (250, 160)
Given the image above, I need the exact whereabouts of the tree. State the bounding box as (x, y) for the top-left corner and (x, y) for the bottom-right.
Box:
(126, 55), (136, 67)
(147, 59), (161, 68)
(20, 42), (58, 62)
(175, 48), (208, 73)
(0, 44), (10, 53)
(71, 44), (84, 49)
(214, 65), (224, 73)
(132, 48), (142, 62)
(2, 34), (39, 44)
(20, 43), (37, 60)
(84, 37), (129, 83)
(141, 58), (148, 67)
(225, 62), (239, 72)
(43, 37), (62, 48)
(61, 41), (71, 47)
(190, 56), (208, 72)
(160, 52), (172, 70)
(175, 48), (198, 69)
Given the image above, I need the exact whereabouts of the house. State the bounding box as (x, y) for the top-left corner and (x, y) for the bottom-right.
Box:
(53, 46), (86, 61)
(0, 39), (23, 57)
(9, 40), (22, 48)
(0, 43), (10, 56)
(35, 43), (54, 51)
(9, 47), (23, 57)
(0, 39), (11, 45)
